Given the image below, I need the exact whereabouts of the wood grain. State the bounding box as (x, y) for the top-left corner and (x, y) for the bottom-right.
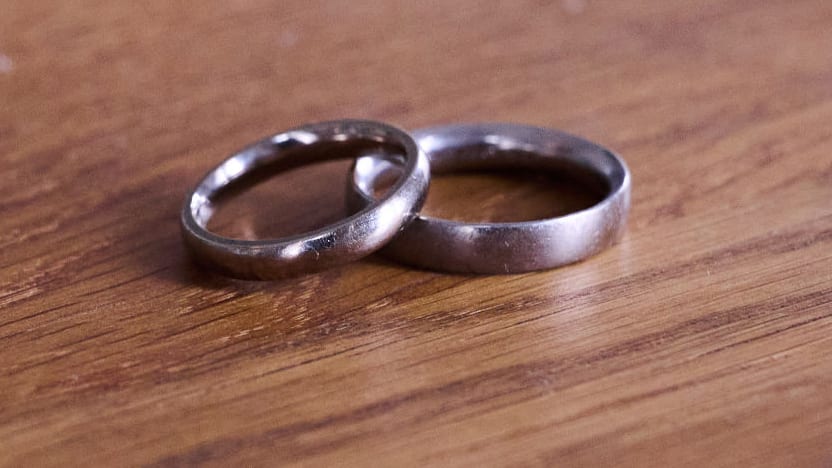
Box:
(2, 0), (832, 466)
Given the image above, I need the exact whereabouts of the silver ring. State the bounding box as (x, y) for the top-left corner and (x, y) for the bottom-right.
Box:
(181, 119), (430, 280)
(348, 123), (631, 273)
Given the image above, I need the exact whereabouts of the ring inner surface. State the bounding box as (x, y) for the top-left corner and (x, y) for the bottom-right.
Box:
(200, 138), (406, 239)
(360, 145), (609, 223)
(210, 139), (405, 205)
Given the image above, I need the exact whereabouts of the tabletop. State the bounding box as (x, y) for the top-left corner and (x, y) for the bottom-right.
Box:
(2, 1), (831, 466)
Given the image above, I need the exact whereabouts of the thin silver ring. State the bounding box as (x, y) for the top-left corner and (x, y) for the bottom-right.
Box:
(181, 119), (430, 280)
(347, 123), (631, 274)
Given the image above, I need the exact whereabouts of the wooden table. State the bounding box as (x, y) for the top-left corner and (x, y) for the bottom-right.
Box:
(2, 1), (831, 466)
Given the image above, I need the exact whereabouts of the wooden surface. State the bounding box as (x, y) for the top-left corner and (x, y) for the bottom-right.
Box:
(2, 1), (832, 466)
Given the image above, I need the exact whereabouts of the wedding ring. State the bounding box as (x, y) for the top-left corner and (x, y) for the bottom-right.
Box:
(347, 123), (630, 273)
(181, 120), (430, 280)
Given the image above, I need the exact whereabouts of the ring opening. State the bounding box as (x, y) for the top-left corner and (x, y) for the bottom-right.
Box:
(357, 147), (608, 223)
(204, 138), (406, 239)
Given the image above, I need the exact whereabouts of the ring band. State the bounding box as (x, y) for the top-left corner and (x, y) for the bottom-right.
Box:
(181, 119), (430, 280)
(347, 123), (631, 273)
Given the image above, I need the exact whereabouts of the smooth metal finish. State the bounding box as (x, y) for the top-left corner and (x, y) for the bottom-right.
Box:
(181, 120), (430, 280)
(348, 123), (631, 273)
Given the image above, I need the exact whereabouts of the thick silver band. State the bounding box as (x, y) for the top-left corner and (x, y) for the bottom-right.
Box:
(348, 123), (631, 273)
(181, 120), (430, 280)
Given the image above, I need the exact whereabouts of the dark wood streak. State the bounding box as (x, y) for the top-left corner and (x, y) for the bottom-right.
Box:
(3, 218), (829, 404)
(150, 290), (832, 465)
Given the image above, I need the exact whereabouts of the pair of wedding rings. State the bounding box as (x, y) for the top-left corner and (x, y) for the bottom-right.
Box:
(181, 120), (630, 280)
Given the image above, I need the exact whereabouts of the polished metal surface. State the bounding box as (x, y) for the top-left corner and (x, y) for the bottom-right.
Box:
(348, 123), (631, 273)
(181, 120), (430, 280)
